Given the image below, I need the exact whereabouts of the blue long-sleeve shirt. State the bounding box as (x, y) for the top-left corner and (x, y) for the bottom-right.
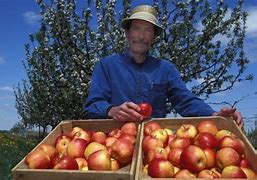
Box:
(84, 52), (215, 118)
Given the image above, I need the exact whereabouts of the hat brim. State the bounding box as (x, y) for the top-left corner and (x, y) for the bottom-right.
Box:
(121, 17), (163, 36)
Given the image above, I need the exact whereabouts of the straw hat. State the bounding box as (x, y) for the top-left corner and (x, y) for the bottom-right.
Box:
(121, 5), (163, 36)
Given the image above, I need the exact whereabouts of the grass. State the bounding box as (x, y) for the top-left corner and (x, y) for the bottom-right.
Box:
(0, 131), (40, 180)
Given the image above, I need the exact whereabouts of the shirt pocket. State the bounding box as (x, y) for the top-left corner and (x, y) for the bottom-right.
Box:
(150, 82), (168, 92)
(149, 82), (168, 103)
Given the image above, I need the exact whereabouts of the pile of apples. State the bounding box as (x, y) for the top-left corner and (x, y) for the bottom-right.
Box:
(142, 120), (257, 178)
(24, 122), (137, 171)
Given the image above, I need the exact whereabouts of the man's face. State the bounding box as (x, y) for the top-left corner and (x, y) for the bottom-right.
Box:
(125, 19), (155, 57)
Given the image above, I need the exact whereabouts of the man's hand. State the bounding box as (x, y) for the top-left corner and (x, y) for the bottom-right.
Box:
(212, 107), (244, 129)
(107, 102), (143, 121)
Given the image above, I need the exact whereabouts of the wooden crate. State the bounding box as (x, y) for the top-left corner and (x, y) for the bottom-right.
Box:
(135, 116), (257, 180)
(12, 119), (141, 180)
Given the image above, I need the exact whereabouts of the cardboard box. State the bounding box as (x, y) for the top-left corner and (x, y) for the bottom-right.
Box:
(135, 116), (257, 179)
(12, 119), (141, 180)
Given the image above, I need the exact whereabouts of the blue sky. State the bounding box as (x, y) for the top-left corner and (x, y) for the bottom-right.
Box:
(0, 0), (257, 130)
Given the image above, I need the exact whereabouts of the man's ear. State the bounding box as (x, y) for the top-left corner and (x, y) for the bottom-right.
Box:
(124, 29), (129, 38)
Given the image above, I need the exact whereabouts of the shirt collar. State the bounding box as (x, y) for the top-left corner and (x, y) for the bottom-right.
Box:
(122, 49), (151, 65)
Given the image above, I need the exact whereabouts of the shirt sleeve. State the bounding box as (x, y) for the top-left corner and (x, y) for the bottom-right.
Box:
(167, 64), (215, 117)
(84, 60), (113, 118)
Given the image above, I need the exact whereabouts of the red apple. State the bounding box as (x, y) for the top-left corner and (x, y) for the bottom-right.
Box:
(151, 128), (168, 144)
(91, 131), (107, 145)
(118, 133), (136, 144)
(216, 147), (240, 169)
(121, 122), (137, 137)
(180, 145), (207, 173)
(174, 169), (196, 178)
(108, 128), (122, 138)
(37, 143), (57, 159)
(53, 155), (78, 170)
(138, 102), (152, 118)
(55, 134), (72, 155)
(221, 165), (247, 178)
(197, 120), (218, 135)
(167, 148), (183, 168)
(69, 127), (83, 137)
(87, 150), (111, 171)
(144, 121), (161, 136)
(203, 148), (216, 169)
(146, 147), (167, 163)
(240, 157), (250, 168)
(67, 138), (89, 158)
(198, 169), (221, 178)
(142, 135), (163, 154)
(194, 132), (218, 150)
(164, 128), (173, 135)
(73, 130), (91, 143)
(219, 136), (245, 156)
(215, 129), (235, 142)
(167, 134), (176, 146)
(241, 167), (257, 178)
(148, 158), (174, 178)
(84, 142), (107, 160)
(169, 137), (190, 150)
(25, 149), (51, 169)
(111, 138), (134, 166)
(176, 124), (197, 141)
(105, 137), (117, 148)
(75, 157), (88, 170)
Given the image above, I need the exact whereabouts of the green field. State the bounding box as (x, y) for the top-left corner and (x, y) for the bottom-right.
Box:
(0, 131), (40, 180)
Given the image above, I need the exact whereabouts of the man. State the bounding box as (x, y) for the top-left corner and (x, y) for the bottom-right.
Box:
(84, 5), (243, 128)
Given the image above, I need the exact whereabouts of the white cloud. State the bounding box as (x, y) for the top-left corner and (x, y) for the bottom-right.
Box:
(0, 56), (5, 64)
(245, 7), (257, 37)
(0, 86), (13, 92)
(22, 11), (41, 25)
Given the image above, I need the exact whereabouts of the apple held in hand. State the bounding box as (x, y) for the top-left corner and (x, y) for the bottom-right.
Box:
(148, 158), (174, 178)
(180, 145), (207, 173)
(138, 102), (152, 118)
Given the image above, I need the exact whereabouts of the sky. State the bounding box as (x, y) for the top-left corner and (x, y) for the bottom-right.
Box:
(0, 0), (257, 131)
